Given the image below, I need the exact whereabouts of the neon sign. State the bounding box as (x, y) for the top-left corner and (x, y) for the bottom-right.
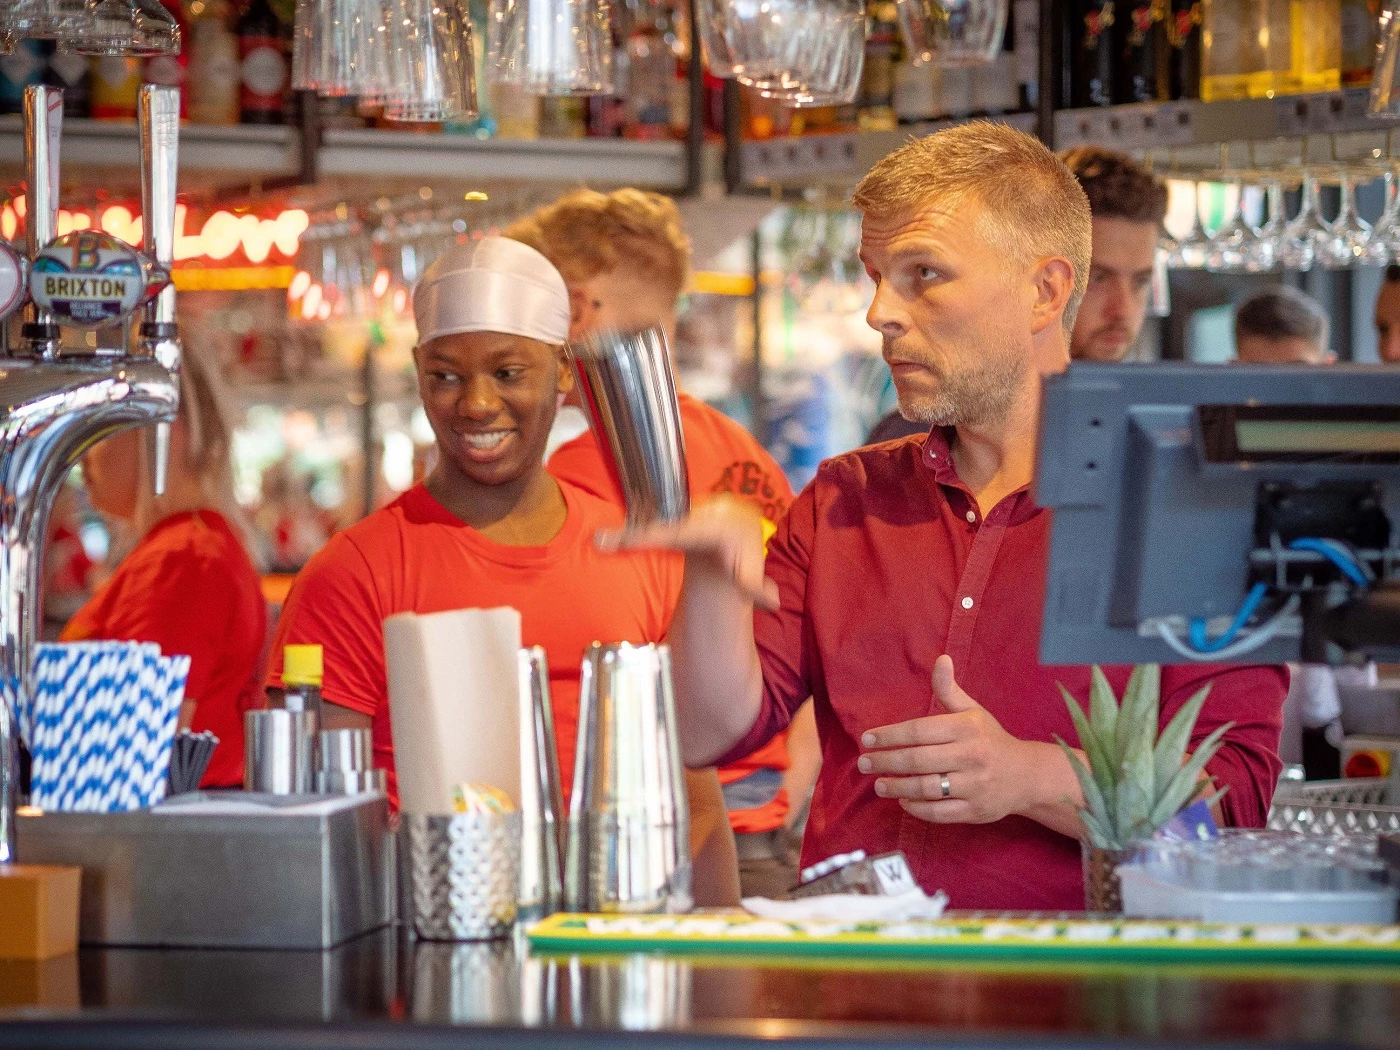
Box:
(0, 197), (309, 265)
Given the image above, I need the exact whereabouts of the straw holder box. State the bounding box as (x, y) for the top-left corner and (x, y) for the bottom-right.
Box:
(15, 793), (394, 949)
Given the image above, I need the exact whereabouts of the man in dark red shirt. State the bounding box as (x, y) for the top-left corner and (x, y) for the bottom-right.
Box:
(607, 123), (1287, 910)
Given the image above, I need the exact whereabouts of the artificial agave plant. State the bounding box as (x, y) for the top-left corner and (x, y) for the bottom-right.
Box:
(1055, 664), (1233, 851)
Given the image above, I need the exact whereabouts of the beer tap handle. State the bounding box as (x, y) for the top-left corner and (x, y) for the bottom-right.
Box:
(22, 85), (62, 358)
(139, 85), (181, 497)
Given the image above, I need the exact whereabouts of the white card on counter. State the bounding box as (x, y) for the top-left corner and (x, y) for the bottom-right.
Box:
(384, 606), (523, 813)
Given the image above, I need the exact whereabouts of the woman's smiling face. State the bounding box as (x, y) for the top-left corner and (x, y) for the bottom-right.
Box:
(415, 329), (573, 489)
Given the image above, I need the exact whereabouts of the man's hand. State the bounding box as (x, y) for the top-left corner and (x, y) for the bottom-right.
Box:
(597, 495), (780, 610)
(858, 654), (1058, 825)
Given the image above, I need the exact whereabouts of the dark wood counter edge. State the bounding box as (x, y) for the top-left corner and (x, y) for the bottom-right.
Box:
(0, 1020), (1331, 1050)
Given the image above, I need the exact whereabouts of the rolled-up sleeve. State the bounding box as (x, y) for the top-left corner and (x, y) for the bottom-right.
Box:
(716, 483), (816, 766)
(1163, 663), (1288, 828)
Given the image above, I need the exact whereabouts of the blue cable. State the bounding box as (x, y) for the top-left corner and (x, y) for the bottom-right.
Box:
(1287, 537), (1372, 589)
(1189, 582), (1270, 653)
(1178, 536), (1371, 657)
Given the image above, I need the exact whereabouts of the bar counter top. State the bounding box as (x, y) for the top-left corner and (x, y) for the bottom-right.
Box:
(2, 927), (1399, 1049)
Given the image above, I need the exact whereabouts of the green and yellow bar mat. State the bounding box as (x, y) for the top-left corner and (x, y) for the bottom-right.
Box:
(527, 912), (1400, 967)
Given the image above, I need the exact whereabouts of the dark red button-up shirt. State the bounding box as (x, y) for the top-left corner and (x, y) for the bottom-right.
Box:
(722, 429), (1287, 910)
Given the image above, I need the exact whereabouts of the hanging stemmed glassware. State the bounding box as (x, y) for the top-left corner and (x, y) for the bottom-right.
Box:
(1278, 173), (1330, 272)
(697, 0), (795, 83)
(384, 0), (477, 120)
(1, 0), (88, 44)
(1366, 169), (1400, 265)
(1316, 172), (1373, 269)
(1245, 179), (1289, 272)
(292, 0), (391, 100)
(489, 0), (614, 94)
(58, 0), (180, 56)
(732, 0), (866, 106)
(895, 0), (1007, 66)
(1166, 182), (1212, 270)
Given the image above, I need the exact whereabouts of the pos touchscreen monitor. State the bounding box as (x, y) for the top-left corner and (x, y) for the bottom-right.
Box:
(1034, 363), (1400, 667)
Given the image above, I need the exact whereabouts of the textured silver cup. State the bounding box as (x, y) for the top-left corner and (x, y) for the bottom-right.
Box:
(567, 325), (690, 528)
(565, 642), (692, 914)
(403, 812), (521, 941)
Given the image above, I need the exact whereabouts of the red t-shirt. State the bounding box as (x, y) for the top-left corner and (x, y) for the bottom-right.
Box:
(61, 510), (267, 788)
(721, 430), (1288, 910)
(266, 481), (681, 808)
(549, 392), (796, 834)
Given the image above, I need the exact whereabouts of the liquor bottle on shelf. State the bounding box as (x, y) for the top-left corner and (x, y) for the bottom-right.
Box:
(1267, 0), (1341, 96)
(1114, 0), (1168, 103)
(90, 56), (142, 120)
(238, 0), (290, 125)
(1167, 0), (1201, 99)
(541, 96), (588, 138)
(625, 4), (674, 139)
(1203, 0), (1340, 99)
(1341, 0), (1380, 87)
(667, 0), (691, 139)
(46, 44), (92, 118)
(491, 82), (540, 139)
(1013, 0), (1039, 109)
(188, 3), (241, 125)
(143, 0), (188, 117)
(973, 16), (1020, 113)
(1, 40), (48, 117)
(893, 58), (939, 123)
(859, 0), (899, 131)
(1069, 0), (1117, 106)
(1200, 0), (1253, 99)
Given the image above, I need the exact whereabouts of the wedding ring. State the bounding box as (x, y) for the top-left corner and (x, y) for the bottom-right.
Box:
(940, 775), (952, 799)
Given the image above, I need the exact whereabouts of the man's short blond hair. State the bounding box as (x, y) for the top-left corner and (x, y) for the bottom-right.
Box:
(503, 188), (692, 302)
(853, 122), (1092, 333)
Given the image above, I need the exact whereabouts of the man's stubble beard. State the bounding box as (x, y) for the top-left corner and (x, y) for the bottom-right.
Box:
(892, 335), (1030, 429)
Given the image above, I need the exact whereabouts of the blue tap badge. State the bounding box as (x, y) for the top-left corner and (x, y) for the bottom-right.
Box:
(29, 230), (168, 329)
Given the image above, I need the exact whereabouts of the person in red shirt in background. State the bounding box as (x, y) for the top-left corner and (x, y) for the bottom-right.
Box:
(266, 236), (741, 906)
(63, 346), (267, 788)
(504, 189), (821, 899)
(609, 124), (1286, 910)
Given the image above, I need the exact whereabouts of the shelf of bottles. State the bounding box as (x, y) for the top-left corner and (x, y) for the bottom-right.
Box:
(3, 0), (1396, 193)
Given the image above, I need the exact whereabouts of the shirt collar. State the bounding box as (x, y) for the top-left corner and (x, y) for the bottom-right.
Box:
(920, 426), (1041, 525)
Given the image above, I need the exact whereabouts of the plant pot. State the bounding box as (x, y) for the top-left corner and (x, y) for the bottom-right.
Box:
(1082, 843), (1134, 914)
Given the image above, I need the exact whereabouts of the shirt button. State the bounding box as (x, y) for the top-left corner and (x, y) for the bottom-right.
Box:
(961, 596), (974, 610)
(966, 510), (976, 523)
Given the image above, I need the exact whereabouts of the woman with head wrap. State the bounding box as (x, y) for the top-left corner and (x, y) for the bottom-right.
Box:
(267, 237), (739, 904)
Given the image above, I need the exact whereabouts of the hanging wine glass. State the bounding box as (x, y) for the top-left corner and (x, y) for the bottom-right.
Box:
(1278, 174), (1328, 271)
(1166, 183), (1211, 270)
(1205, 181), (1266, 273)
(1365, 169), (1400, 265)
(1245, 179), (1289, 272)
(489, 0), (613, 95)
(75, 0), (180, 57)
(1316, 173), (1372, 269)
(895, 0), (1007, 66)
(736, 0), (865, 107)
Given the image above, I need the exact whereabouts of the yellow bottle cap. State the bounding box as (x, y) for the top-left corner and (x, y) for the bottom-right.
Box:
(283, 644), (323, 688)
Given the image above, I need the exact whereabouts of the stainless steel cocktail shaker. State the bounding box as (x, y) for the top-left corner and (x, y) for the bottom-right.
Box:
(518, 646), (564, 921)
(567, 325), (690, 527)
(565, 642), (692, 914)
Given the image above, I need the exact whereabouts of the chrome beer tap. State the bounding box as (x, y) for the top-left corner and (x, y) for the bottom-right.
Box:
(0, 84), (181, 863)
